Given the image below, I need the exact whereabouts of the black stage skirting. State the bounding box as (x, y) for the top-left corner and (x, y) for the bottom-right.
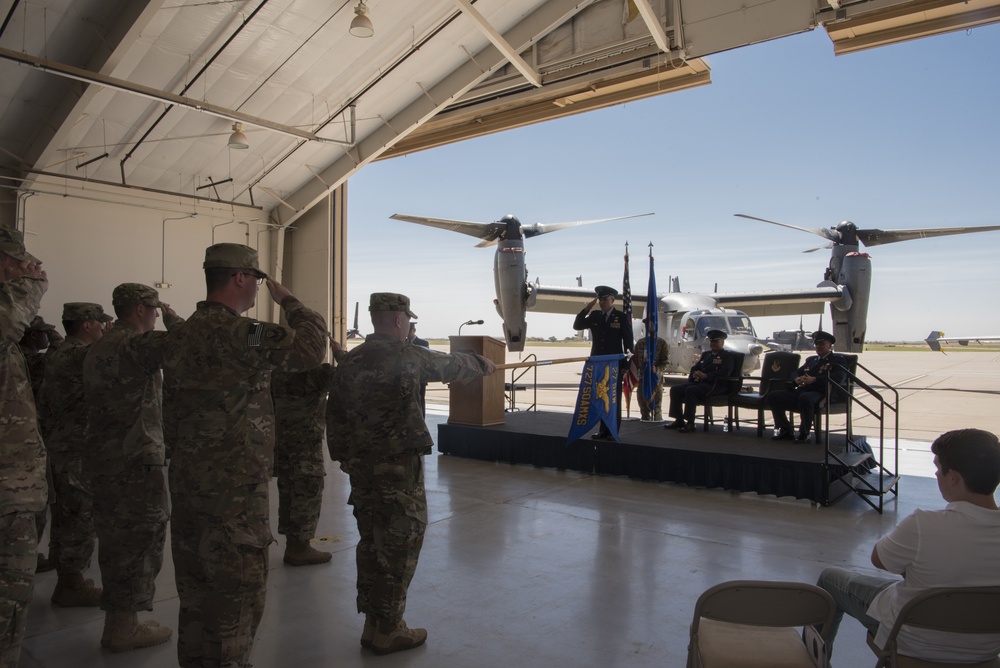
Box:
(438, 411), (862, 504)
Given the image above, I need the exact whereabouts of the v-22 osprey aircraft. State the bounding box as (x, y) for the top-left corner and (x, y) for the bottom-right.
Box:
(391, 211), (1000, 375)
(389, 212), (653, 350)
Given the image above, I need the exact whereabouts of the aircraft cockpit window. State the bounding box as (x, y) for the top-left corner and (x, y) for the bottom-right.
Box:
(727, 316), (755, 337)
(695, 317), (727, 338)
(683, 319), (698, 341)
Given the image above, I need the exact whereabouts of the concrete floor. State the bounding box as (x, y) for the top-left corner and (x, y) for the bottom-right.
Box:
(19, 405), (959, 668)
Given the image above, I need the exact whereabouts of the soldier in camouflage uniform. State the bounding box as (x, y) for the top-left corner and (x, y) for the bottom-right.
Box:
(0, 228), (48, 668)
(18, 316), (59, 573)
(161, 244), (326, 668)
(326, 293), (495, 655)
(83, 283), (182, 652)
(271, 336), (345, 567)
(632, 317), (669, 421)
(41, 302), (113, 608)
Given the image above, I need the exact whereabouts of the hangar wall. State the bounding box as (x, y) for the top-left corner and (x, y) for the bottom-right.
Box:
(21, 182), (275, 331)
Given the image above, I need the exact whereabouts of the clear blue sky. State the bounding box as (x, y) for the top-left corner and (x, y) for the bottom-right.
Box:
(346, 24), (1000, 343)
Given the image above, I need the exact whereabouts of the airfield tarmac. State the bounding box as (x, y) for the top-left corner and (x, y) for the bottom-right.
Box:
(421, 344), (1000, 476)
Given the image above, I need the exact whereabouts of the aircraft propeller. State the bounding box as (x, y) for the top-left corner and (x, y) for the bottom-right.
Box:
(390, 212), (653, 248)
(735, 213), (1000, 249)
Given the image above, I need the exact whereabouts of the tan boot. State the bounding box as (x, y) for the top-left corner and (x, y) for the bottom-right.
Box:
(101, 611), (172, 653)
(283, 539), (332, 566)
(51, 573), (102, 607)
(360, 615), (375, 648)
(370, 619), (427, 655)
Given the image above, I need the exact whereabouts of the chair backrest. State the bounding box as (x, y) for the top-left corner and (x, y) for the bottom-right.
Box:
(885, 586), (1000, 637)
(759, 351), (801, 395)
(825, 354), (858, 406)
(725, 353), (746, 396)
(872, 587), (1000, 668)
(692, 580), (835, 638)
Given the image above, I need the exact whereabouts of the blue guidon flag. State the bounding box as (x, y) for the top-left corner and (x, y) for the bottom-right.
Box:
(567, 354), (625, 444)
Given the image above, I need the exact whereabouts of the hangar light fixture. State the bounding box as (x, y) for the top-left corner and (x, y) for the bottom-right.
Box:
(350, 1), (374, 38)
(227, 122), (249, 149)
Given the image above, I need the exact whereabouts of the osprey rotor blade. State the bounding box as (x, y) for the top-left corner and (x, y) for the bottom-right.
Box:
(521, 212), (653, 238)
(856, 225), (1000, 247)
(735, 213), (841, 243)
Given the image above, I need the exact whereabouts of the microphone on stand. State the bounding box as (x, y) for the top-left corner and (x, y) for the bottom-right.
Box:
(458, 319), (484, 335)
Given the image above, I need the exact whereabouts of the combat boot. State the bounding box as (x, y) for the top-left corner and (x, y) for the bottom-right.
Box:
(370, 619), (427, 655)
(51, 573), (102, 607)
(101, 611), (172, 653)
(283, 539), (332, 566)
(360, 615), (375, 648)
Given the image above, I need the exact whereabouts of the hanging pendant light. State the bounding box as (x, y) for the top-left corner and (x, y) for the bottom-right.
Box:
(227, 122), (249, 149)
(350, 0), (374, 38)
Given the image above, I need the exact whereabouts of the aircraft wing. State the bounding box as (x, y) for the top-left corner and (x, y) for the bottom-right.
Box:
(531, 284), (647, 318)
(925, 331), (1000, 352)
(711, 285), (843, 317)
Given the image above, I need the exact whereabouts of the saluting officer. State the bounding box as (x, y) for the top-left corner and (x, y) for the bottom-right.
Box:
(573, 285), (634, 440)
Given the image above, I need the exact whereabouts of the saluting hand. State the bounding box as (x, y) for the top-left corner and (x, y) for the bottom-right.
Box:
(585, 298), (597, 310)
(265, 278), (293, 304)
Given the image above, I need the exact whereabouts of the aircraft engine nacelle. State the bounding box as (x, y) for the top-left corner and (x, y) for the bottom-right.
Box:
(830, 251), (871, 352)
(493, 239), (529, 351)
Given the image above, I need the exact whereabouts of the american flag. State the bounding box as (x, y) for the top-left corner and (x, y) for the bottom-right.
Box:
(621, 244), (635, 415)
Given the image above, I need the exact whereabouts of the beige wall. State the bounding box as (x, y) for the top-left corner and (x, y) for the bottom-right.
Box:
(21, 179), (276, 329)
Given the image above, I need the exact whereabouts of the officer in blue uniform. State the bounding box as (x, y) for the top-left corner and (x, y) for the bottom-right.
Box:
(573, 285), (634, 440)
(663, 330), (736, 433)
(767, 330), (849, 443)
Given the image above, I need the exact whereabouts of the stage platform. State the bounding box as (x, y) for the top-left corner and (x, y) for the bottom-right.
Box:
(438, 411), (869, 505)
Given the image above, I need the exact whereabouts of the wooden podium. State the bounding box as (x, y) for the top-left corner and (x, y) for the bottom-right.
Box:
(448, 335), (506, 426)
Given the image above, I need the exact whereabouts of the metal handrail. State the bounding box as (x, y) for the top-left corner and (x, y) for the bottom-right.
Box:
(821, 359), (900, 513)
(505, 354), (538, 412)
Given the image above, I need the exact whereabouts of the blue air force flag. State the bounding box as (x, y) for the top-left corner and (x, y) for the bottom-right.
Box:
(567, 354), (625, 444)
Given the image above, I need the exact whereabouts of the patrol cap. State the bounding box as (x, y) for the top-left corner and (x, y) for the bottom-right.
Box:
(595, 285), (618, 298)
(202, 243), (267, 277)
(706, 329), (728, 341)
(28, 316), (56, 332)
(813, 330), (836, 345)
(0, 227), (41, 264)
(369, 292), (417, 319)
(62, 302), (113, 323)
(112, 283), (160, 308)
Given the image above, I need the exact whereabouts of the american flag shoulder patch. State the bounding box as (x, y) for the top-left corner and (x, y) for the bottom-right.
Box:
(247, 322), (264, 347)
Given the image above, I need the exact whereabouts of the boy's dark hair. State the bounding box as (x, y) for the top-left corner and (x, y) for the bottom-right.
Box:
(931, 429), (1000, 495)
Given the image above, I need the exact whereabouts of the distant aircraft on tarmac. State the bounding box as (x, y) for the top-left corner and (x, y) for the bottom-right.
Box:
(925, 331), (1000, 352)
(346, 302), (362, 339)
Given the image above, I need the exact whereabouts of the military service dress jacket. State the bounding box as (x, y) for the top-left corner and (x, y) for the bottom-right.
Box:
(573, 307), (634, 357)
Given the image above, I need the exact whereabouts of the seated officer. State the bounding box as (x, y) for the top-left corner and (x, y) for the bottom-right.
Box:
(662, 330), (735, 433)
(767, 330), (848, 443)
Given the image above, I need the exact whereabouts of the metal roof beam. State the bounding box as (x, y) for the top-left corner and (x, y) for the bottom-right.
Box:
(632, 0), (671, 52)
(277, 0), (599, 228)
(451, 0), (542, 87)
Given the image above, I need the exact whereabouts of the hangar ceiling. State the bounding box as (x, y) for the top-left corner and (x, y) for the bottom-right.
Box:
(1, 0), (998, 228)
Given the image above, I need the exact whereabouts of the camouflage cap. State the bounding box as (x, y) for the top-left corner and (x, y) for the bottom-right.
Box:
(62, 302), (113, 323)
(369, 292), (417, 319)
(112, 282), (160, 307)
(0, 227), (41, 264)
(203, 243), (267, 277)
(28, 316), (56, 331)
